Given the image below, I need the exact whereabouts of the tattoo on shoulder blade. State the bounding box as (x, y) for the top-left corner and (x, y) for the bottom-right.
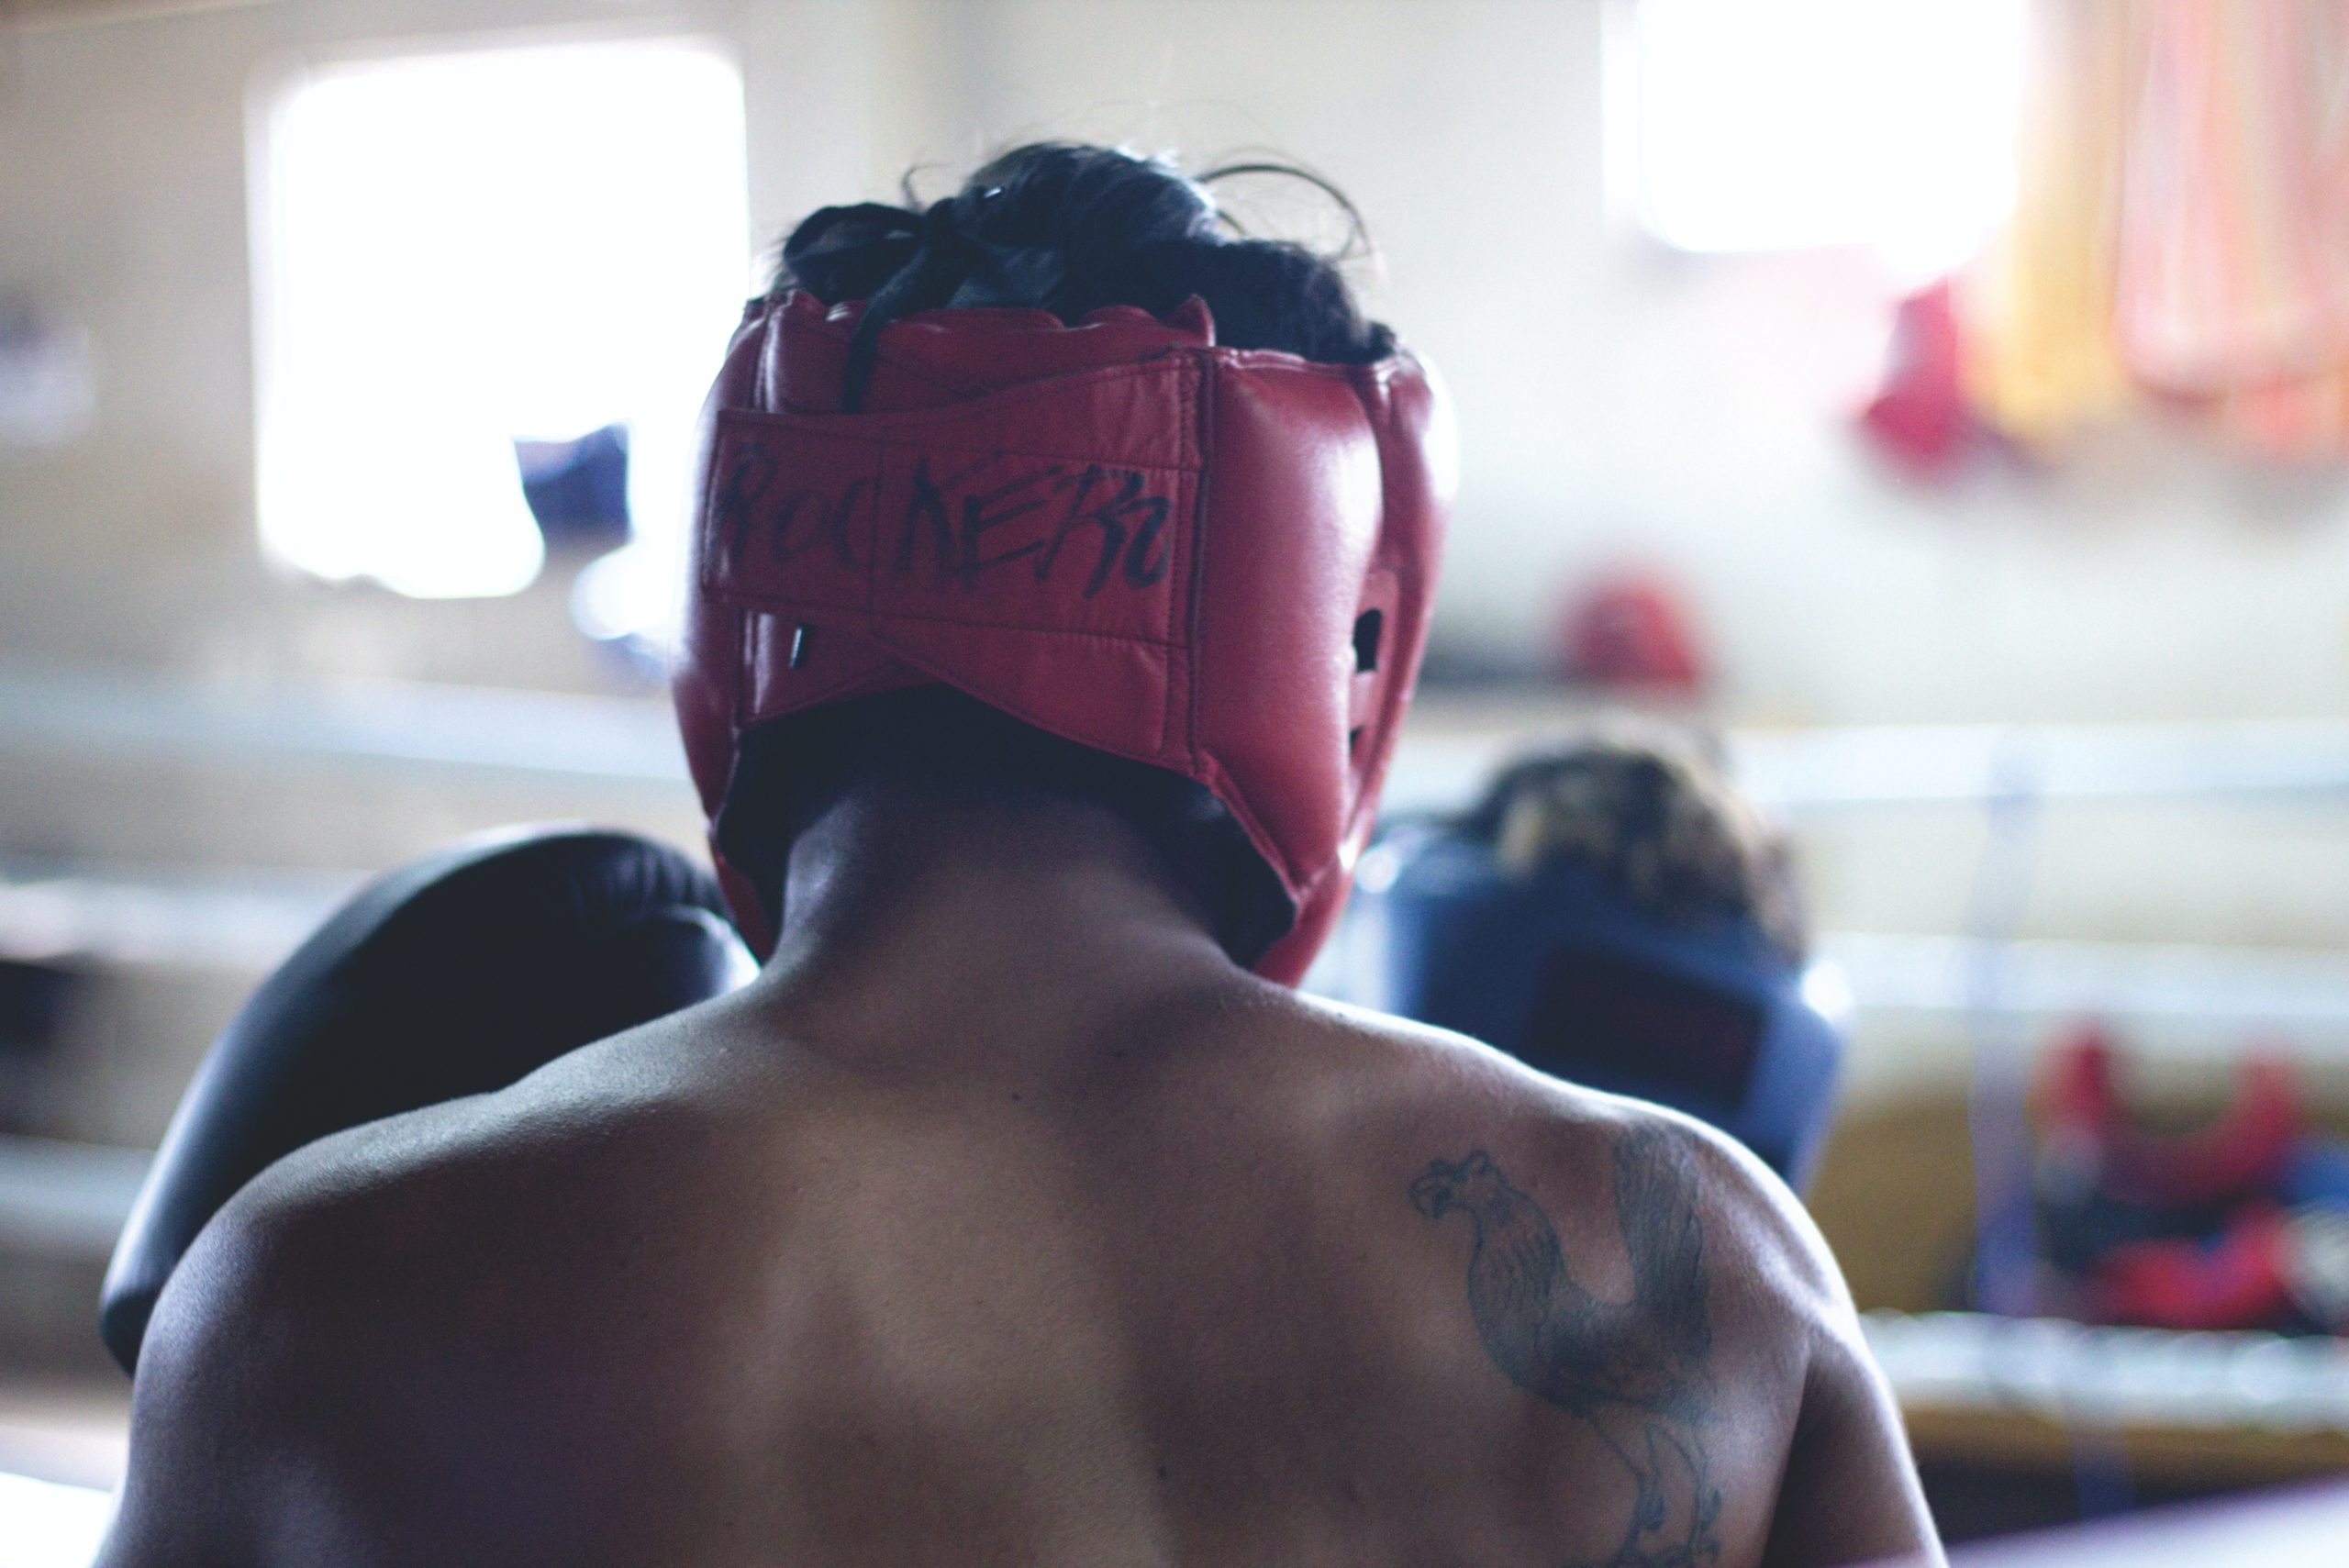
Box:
(1410, 1130), (1725, 1568)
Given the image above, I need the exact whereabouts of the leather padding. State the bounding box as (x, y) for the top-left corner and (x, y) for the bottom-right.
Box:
(675, 292), (1454, 982)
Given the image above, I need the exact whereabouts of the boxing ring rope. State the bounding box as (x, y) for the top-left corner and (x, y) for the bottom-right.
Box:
(11, 663), (2349, 806)
(9, 668), (2349, 1043)
(13, 663), (2349, 1007)
(0, 664), (687, 785)
(13, 862), (2349, 1041)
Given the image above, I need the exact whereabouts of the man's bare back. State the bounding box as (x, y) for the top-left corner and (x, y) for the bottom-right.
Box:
(99, 142), (1932, 1566)
(103, 843), (1932, 1567)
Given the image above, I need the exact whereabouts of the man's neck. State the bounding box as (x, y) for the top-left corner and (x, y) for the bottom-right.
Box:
(741, 783), (1244, 1062)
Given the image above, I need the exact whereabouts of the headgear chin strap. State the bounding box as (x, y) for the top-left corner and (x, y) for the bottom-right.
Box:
(673, 290), (1454, 984)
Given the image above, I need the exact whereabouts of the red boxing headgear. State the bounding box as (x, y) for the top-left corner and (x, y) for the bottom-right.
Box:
(673, 290), (1454, 984)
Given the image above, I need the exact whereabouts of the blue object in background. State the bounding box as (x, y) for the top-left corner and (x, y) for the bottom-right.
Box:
(1359, 824), (1848, 1191)
(515, 422), (631, 553)
(2281, 1135), (2349, 1209)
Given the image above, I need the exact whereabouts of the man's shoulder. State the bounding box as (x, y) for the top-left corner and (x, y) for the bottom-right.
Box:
(111, 1023), (748, 1560)
(154, 1016), (742, 1366)
(1273, 988), (1852, 1335)
(1263, 986), (1734, 1162)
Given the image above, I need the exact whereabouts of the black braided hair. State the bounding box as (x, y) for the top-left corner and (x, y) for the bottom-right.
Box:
(772, 142), (1392, 409)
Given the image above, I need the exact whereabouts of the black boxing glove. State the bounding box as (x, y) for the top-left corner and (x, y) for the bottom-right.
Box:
(99, 827), (754, 1374)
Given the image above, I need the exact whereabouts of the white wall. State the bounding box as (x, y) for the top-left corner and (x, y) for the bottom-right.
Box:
(7, 0), (2349, 721)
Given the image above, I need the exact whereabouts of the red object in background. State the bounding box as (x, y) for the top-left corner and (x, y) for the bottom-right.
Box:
(1860, 279), (1982, 477)
(1554, 573), (1709, 695)
(2040, 1024), (2301, 1207)
(2091, 1206), (2296, 1330)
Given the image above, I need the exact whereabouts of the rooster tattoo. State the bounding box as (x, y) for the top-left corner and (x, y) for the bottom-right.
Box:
(1411, 1132), (1723, 1568)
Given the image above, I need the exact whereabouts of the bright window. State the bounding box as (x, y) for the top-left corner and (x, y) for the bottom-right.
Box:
(252, 38), (750, 601)
(1625, 0), (2025, 274)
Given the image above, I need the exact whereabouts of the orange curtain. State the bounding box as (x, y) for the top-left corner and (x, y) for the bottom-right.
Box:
(1963, 0), (2349, 460)
(1961, 0), (2136, 447)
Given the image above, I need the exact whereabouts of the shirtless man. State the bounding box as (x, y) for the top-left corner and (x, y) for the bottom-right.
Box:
(97, 145), (1938, 1567)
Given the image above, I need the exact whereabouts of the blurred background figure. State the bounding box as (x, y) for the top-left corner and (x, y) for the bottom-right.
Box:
(10, 0), (2349, 1560)
(1357, 728), (1846, 1187)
